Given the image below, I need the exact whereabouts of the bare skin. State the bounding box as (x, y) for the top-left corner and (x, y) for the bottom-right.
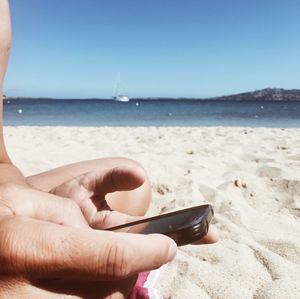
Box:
(0, 1), (218, 297)
(27, 157), (153, 216)
(0, 165), (179, 298)
(0, 0), (12, 163)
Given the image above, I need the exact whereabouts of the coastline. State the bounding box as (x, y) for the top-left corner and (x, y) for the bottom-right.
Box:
(4, 126), (300, 298)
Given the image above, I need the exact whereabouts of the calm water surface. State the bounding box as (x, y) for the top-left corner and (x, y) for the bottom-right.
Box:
(3, 99), (300, 127)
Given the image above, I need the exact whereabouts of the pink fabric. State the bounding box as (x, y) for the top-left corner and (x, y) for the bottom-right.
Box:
(128, 272), (150, 299)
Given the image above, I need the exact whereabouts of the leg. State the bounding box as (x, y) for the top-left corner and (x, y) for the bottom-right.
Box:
(0, 0), (12, 163)
(26, 157), (152, 216)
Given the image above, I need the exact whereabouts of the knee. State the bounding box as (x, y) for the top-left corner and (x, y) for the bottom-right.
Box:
(110, 157), (150, 183)
(114, 157), (146, 171)
(118, 157), (151, 191)
(105, 157), (152, 216)
(117, 157), (151, 193)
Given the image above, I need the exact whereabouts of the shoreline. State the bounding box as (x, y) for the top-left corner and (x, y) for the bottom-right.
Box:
(4, 125), (300, 129)
(4, 126), (300, 298)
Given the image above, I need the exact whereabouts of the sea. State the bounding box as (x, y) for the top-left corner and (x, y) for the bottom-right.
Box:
(3, 99), (300, 127)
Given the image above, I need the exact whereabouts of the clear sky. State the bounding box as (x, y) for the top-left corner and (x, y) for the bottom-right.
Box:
(4, 0), (300, 98)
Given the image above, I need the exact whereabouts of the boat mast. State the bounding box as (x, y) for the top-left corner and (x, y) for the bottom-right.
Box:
(112, 72), (121, 98)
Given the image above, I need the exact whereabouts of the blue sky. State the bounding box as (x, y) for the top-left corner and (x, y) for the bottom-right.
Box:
(4, 0), (300, 98)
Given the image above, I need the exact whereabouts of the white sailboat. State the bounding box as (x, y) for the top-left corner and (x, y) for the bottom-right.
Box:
(114, 94), (130, 102)
(113, 72), (130, 102)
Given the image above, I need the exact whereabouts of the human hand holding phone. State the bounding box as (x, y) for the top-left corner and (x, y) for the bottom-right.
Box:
(107, 204), (214, 246)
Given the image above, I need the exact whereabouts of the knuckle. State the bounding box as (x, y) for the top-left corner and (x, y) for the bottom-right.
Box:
(0, 183), (23, 217)
(0, 219), (19, 274)
(149, 236), (172, 268)
(101, 239), (132, 279)
(0, 182), (19, 198)
(67, 199), (81, 214)
(67, 200), (84, 219)
(80, 173), (93, 189)
(91, 210), (110, 229)
(64, 199), (89, 228)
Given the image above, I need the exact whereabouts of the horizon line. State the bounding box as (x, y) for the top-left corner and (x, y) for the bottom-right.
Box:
(3, 87), (300, 100)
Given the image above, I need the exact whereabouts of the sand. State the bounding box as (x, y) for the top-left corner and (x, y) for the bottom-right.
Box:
(4, 126), (300, 299)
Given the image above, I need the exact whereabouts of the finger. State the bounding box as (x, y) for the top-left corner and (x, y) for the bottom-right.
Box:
(86, 166), (146, 198)
(192, 225), (219, 245)
(4, 185), (89, 228)
(90, 209), (143, 230)
(0, 216), (177, 280)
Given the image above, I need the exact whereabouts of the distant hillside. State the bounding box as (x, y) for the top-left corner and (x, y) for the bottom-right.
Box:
(4, 88), (300, 101)
(211, 88), (300, 101)
(129, 88), (300, 101)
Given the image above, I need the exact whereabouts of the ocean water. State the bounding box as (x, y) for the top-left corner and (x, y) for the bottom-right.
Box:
(3, 99), (300, 127)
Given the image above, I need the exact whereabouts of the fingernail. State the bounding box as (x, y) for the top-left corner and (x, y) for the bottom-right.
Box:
(167, 241), (177, 261)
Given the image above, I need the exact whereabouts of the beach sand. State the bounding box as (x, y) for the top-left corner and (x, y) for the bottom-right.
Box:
(4, 126), (300, 299)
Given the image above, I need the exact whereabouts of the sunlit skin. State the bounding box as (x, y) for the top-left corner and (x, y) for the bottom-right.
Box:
(0, 1), (218, 297)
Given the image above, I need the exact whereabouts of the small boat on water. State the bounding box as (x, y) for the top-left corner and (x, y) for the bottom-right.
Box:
(114, 95), (130, 102)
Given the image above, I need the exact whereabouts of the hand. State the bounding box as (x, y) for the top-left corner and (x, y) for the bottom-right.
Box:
(51, 166), (219, 244)
(0, 164), (177, 298)
(50, 166), (148, 229)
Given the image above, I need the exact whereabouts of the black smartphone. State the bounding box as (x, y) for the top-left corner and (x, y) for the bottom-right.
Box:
(107, 204), (214, 246)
